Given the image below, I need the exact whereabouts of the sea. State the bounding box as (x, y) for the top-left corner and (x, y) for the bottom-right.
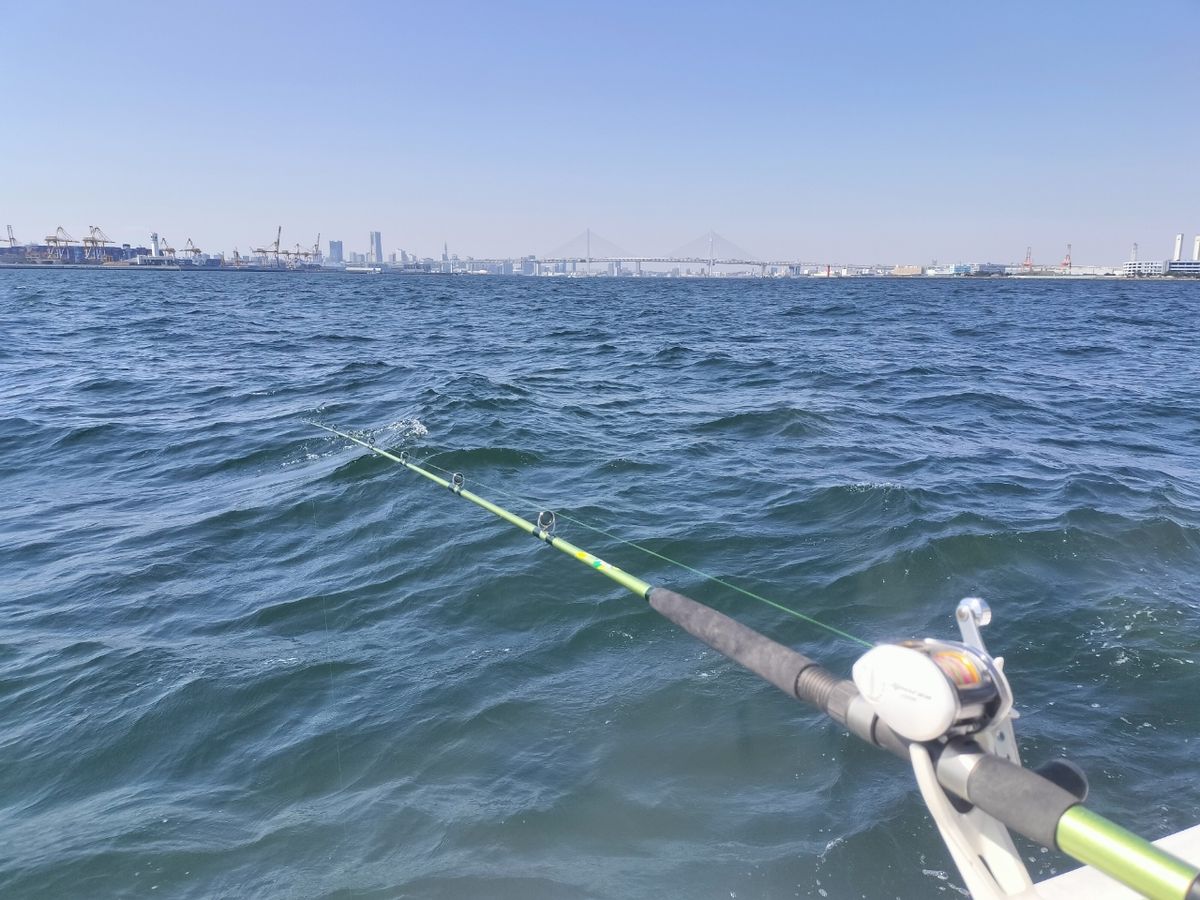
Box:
(1, 271), (1197, 899)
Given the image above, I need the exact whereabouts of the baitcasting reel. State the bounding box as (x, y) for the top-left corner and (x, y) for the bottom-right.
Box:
(852, 597), (1017, 751)
(851, 598), (1037, 899)
(851, 636), (1013, 743)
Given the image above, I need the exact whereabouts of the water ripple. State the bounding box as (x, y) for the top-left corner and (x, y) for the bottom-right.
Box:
(0, 272), (1198, 898)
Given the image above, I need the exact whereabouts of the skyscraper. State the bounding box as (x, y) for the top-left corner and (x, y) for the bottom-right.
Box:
(328, 240), (344, 264)
(370, 231), (383, 264)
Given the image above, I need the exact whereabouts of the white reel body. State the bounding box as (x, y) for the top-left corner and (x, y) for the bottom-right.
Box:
(851, 638), (1012, 743)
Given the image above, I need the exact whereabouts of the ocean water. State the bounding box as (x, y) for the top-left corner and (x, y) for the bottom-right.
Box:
(1, 271), (1197, 899)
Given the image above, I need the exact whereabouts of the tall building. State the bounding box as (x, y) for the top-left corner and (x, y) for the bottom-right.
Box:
(328, 240), (344, 264)
(370, 231), (383, 264)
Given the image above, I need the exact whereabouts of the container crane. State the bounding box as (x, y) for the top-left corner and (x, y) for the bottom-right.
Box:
(5, 226), (20, 248)
(44, 227), (77, 260)
(81, 226), (113, 261)
(251, 226), (283, 266)
(158, 236), (177, 259)
(182, 238), (203, 260)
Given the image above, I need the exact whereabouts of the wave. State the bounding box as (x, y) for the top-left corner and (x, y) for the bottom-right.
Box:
(696, 406), (832, 439)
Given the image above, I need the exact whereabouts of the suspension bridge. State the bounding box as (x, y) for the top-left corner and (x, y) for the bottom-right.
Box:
(440, 229), (869, 274)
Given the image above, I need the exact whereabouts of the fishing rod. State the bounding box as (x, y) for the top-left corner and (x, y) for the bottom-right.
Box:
(313, 423), (1200, 900)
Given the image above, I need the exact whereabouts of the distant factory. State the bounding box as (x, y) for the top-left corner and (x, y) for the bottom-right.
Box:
(1122, 233), (1200, 277)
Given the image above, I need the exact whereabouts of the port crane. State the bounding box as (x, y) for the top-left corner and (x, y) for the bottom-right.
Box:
(251, 226), (283, 267)
(182, 238), (203, 261)
(81, 226), (113, 261)
(44, 226), (77, 260)
(5, 226), (20, 248)
(291, 234), (317, 264)
(158, 236), (177, 259)
(266, 232), (323, 267)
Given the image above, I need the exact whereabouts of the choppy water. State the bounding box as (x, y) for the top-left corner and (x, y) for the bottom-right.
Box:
(1, 271), (1198, 899)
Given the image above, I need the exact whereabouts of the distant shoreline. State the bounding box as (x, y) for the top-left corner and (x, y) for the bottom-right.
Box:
(0, 263), (1181, 280)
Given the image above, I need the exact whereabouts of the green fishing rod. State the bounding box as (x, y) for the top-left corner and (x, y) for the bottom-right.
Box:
(314, 423), (1200, 900)
(315, 424), (653, 598)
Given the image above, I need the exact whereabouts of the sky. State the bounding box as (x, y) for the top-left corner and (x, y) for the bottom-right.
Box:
(2, 0), (1197, 265)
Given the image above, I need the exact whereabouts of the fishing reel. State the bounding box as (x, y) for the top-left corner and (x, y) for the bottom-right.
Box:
(852, 637), (1013, 743)
(851, 597), (1015, 746)
(853, 599), (1040, 899)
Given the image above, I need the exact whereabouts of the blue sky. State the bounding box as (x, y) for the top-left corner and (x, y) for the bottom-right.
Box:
(3, 0), (1197, 264)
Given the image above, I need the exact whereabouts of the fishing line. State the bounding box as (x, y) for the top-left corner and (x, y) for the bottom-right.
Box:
(306, 423), (1200, 900)
(316, 422), (870, 648)
(412, 457), (870, 647)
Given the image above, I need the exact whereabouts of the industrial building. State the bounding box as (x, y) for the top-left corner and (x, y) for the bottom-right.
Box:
(1122, 260), (1168, 277)
(971, 263), (1007, 275)
(1122, 232), (1200, 276)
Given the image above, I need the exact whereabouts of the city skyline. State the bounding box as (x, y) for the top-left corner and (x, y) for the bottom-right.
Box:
(2, 1), (1197, 263)
(7, 220), (1198, 271)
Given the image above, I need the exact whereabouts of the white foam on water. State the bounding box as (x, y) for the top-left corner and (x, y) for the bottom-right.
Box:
(847, 481), (903, 492)
(380, 417), (428, 440)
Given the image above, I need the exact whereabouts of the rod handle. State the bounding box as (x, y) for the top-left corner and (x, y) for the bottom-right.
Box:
(647, 587), (839, 709)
